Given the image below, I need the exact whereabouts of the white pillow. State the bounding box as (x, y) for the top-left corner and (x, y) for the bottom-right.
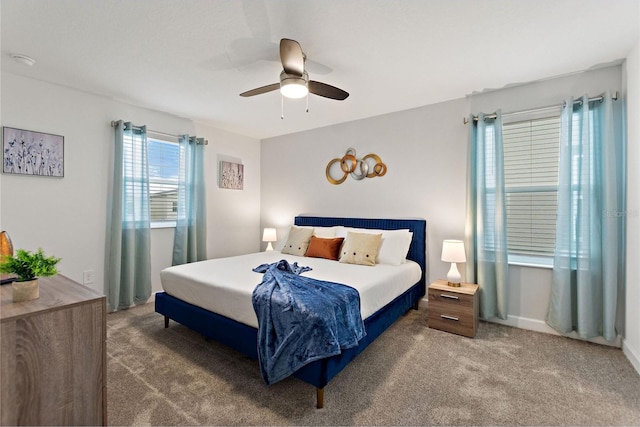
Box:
(312, 226), (338, 238)
(378, 230), (413, 265)
(336, 227), (412, 265)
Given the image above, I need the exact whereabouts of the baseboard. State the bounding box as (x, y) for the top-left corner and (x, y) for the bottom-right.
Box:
(486, 314), (556, 334)
(623, 340), (640, 375)
(485, 314), (622, 348)
(421, 300), (622, 348)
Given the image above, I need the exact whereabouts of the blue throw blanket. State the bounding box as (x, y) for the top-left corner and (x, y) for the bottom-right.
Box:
(252, 260), (366, 385)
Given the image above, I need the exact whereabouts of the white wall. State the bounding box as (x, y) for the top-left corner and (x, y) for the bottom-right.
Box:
(0, 9), (3, 230)
(261, 97), (469, 283)
(195, 122), (262, 258)
(623, 36), (640, 373)
(468, 65), (623, 115)
(260, 65), (628, 340)
(468, 65), (624, 338)
(0, 73), (261, 299)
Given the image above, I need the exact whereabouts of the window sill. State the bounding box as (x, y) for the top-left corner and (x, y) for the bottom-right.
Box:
(151, 221), (176, 229)
(508, 254), (553, 269)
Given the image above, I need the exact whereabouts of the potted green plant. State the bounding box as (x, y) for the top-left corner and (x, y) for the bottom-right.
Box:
(0, 248), (61, 302)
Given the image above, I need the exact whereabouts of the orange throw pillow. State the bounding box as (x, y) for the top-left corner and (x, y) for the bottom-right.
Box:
(305, 236), (344, 261)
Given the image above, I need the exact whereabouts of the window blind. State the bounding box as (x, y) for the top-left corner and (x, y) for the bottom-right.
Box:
(503, 116), (561, 257)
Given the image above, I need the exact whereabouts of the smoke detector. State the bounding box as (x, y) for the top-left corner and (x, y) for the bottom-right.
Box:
(11, 54), (36, 67)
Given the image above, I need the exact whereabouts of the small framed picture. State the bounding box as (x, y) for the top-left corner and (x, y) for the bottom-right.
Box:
(2, 127), (64, 177)
(219, 161), (244, 190)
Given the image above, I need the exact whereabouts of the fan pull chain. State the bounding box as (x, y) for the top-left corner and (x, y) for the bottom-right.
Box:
(306, 93), (309, 113)
(281, 94), (284, 120)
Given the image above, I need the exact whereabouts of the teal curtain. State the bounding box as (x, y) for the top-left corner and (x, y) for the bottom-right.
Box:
(172, 135), (207, 265)
(105, 121), (152, 312)
(465, 112), (510, 320)
(546, 93), (626, 340)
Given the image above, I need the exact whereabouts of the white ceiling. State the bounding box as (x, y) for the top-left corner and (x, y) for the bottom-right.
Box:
(1, 0), (638, 139)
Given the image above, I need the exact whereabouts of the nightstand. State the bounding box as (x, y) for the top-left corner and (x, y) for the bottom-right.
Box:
(427, 279), (479, 338)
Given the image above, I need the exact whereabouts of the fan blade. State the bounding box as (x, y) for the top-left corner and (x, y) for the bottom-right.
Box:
(309, 81), (349, 100)
(280, 38), (305, 76)
(239, 83), (280, 97)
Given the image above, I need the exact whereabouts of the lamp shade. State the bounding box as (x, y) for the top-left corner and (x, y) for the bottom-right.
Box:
(441, 240), (466, 263)
(262, 228), (277, 252)
(262, 228), (277, 242)
(0, 231), (13, 257)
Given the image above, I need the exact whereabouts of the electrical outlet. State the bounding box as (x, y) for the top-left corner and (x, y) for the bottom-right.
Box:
(83, 270), (95, 285)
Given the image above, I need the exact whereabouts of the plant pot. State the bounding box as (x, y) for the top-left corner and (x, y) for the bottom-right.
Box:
(12, 279), (39, 302)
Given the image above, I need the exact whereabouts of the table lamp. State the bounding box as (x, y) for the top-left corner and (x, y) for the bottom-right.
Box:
(441, 239), (466, 287)
(262, 228), (277, 251)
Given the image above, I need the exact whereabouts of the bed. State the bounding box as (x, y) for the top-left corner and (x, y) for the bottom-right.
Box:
(155, 216), (426, 408)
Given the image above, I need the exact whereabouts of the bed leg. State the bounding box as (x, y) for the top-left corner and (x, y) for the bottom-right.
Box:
(413, 301), (420, 310)
(316, 388), (324, 409)
(164, 316), (169, 328)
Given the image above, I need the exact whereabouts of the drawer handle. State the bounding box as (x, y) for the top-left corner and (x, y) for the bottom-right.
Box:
(440, 314), (459, 321)
(441, 294), (459, 300)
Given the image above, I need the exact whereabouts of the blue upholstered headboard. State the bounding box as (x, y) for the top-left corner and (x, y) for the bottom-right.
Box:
(294, 216), (426, 288)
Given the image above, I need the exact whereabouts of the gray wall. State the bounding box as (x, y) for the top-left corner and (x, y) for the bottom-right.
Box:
(261, 97), (469, 284)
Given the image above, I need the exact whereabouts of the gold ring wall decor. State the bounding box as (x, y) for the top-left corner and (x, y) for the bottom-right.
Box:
(326, 148), (387, 185)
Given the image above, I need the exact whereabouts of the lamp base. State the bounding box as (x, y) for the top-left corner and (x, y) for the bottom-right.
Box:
(265, 242), (274, 251)
(446, 262), (462, 287)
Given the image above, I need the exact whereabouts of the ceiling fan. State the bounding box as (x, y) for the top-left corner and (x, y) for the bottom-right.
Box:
(239, 38), (349, 101)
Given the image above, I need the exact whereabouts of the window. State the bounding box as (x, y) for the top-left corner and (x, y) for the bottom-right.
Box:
(502, 115), (561, 263)
(147, 137), (180, 226)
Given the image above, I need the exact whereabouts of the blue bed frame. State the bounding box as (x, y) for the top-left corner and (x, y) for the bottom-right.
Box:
(155, 216), (426, 408)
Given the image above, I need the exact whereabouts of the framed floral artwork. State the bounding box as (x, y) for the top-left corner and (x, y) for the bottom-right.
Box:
(219, 160), (243, 190)
(2, 127), (64, 177)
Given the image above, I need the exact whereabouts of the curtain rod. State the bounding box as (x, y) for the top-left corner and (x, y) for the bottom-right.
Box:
(110, 120), (209, 145)
(463, 91), (618, 124)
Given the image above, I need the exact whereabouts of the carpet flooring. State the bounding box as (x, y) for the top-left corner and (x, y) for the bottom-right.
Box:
(107, 303), (640, 426)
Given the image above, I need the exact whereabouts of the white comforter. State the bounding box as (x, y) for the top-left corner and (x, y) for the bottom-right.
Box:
(160, 251), (422, 328)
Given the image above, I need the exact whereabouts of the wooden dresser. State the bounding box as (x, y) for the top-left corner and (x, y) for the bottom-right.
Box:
(0, 275), (106, 426)
(427, 279), (479, 338)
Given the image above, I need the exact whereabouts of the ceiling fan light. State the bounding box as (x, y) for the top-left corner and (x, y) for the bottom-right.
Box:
(280, 78), (308, 99)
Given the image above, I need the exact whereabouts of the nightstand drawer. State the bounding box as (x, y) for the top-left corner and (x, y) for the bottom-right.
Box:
(427, 280), (479, 338)
(428, 289), (475, 311)
(427, 300), (476, 337)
